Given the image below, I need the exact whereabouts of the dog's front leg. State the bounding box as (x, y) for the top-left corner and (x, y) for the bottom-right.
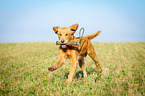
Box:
(48, 53), (66, 71)
(67, 51), (78, 82)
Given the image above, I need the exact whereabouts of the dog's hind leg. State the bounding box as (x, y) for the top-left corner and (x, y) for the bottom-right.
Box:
(78, 56), (87, 77)
(87, 42), (102, 72)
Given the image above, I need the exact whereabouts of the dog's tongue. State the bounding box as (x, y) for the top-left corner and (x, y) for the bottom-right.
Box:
(61, 45), (67, 48)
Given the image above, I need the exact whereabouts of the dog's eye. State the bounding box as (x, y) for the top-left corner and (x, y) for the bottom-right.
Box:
(59, 34), (62, 36)
(66, 34), (68, 36)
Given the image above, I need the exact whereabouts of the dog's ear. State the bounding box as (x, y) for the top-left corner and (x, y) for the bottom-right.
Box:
(70, 24), (79, 34)
(53, 26), (60, 34)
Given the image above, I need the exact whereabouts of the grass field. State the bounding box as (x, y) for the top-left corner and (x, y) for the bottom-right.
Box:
(0, 42), (144, 95)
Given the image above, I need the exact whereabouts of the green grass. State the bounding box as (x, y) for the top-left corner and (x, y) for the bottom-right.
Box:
(0, 42), (145, 95)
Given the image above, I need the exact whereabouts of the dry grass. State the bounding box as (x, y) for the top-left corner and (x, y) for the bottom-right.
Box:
(0, 42), (145, 95)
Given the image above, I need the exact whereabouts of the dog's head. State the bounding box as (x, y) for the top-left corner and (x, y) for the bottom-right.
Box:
(53, 24), (78, 48)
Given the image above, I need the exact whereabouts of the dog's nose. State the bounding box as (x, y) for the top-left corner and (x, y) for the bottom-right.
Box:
(61, 40), (65, 43)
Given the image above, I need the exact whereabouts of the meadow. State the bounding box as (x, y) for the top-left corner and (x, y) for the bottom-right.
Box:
(0, 42), (144, 95)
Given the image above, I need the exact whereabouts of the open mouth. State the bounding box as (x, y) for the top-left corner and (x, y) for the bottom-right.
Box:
(61, 43), (67, 48)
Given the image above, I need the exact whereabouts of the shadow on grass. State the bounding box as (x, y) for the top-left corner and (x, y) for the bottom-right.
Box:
(64, 68), (102, 81)
(0, 88), (11, 95)
(88, 69), (102, 82)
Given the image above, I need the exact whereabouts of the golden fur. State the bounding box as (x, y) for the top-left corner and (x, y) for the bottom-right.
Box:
(48, 24), (102, 82)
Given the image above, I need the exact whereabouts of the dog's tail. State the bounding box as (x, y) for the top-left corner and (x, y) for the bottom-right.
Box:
(85, 30), (101, 40)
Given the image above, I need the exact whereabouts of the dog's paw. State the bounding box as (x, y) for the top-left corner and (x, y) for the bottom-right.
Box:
(65, 80), (72, 84)
(98, 69), (102, 73)
(48, 66), (55, 71)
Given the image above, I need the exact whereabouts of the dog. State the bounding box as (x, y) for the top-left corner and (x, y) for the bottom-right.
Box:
(48, 24), (102, 82)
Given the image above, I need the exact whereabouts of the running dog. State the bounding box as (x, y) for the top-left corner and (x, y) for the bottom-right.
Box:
(48, 24), (102, 82)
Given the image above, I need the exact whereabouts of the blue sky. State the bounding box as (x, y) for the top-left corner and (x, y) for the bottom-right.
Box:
(0, 0), (145, 43)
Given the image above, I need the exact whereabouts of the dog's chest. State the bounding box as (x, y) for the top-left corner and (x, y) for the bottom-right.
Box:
(65, 50), (73, 58)
(66, 50), (71, 56)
